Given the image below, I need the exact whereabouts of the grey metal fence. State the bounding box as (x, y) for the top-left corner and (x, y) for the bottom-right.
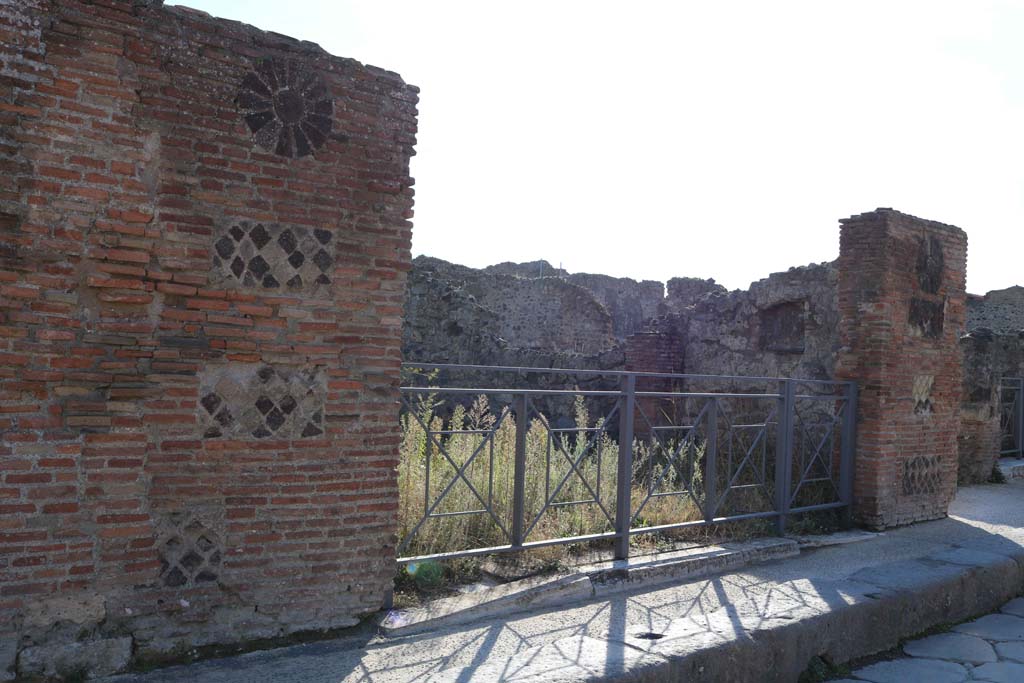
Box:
(1001, 378), (1024, 457)
(397, 363), (857, 564)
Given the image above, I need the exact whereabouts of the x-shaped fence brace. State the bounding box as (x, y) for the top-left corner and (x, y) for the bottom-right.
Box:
(630, 398), (711, 525)
(398, 396), (512, 555)
(716, 404), (777, 512)
(788, 401), (844, 506)
(521, 400), (618, 541)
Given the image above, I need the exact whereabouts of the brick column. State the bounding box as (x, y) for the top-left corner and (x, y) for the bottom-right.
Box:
(836, 209), (967, 528)
(1, 0), (417, 675)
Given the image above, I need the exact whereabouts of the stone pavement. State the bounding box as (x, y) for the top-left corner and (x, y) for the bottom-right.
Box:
(104, 480), (1024, 683)
(840, 598), (1024, 682)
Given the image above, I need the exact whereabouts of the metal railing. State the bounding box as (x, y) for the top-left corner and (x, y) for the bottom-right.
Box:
(397, 363), (857, 564)
(1001, 378), (1024, 457)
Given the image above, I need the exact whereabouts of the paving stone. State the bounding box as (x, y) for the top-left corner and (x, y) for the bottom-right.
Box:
(971, 661), (1024, 682)
(953, 614), (1024, 641)
(994, 641), (1024, 663)
(902, 632), (996, 664)
(1000, 598), (1024, 618)
(851, 658), (967, 683)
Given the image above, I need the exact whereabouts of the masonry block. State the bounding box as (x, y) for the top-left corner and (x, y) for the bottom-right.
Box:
(836, 209), (967, 528)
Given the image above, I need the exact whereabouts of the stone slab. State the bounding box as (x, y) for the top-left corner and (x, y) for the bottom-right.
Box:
(971, 660), (1024, 683)
(953, 614), (1024, 641)
(851, 658), (968, 683)
(902, 632), (996, 664)
(1000, 598), (1024, 618)
(994, 641), (1024, 663)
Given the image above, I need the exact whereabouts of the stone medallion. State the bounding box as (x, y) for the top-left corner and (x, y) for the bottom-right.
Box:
(236, 57), (333, 158)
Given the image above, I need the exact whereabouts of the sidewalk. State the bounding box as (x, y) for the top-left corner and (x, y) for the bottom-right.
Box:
(105, 481), (1024, 683)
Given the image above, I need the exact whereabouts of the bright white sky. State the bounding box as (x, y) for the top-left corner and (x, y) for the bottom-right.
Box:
(169, 0), (1024, 294)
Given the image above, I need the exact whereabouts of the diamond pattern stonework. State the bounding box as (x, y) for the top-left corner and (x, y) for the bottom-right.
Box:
(199, 364), (326, 440)
(212, 220), (333, 291)
(157, 511), (222, 589)
(903, 454), (942, 496)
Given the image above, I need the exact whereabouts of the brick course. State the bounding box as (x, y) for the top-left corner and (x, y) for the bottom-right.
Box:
(0, 0), (416, 675)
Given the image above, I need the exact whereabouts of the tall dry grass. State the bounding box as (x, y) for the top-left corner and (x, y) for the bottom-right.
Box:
(398, 395), (718, 560)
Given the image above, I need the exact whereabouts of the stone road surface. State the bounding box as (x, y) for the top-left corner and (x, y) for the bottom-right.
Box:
(839, 598), (1024, 682)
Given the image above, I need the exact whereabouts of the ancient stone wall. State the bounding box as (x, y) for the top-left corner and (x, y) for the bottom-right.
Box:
(836, 209), (967, 529)
(953, 288), (1024, 483)
(664, 262), (839, 382)
(958, 330), (1003, 483)
(563, 272), (665, 339)
(0, 0), (416, 678)
(404, 257), (839, 382)
(405, 257), (618, 357)
(967, 287), (1024, 333)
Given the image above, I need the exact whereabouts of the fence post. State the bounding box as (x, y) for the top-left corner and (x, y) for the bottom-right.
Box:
(511, 393), (528, 548)
(839, 382), (858, 528)
(704, 398), (718, 524)
(614, 374), (636, 561)
(774, 379), (795, 535)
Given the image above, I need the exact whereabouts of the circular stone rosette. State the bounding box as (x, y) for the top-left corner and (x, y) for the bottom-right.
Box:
(236, 57), (333, 158)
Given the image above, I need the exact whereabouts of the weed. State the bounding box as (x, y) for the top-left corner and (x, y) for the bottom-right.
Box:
(397, 393), (842, 573)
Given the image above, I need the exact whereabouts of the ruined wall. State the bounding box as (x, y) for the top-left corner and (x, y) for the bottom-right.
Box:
(663, 263), (839, 381)
(405, 257), (618, 357)
(967, 287), (1024, 333)
(958, 330), (1003, 483)
(404, 257), (838, 381)
(0, 1), (416, 677)
(836, 209), (967, 529)
(563, 272), (665, 339)
(954, 289), (1024, 483)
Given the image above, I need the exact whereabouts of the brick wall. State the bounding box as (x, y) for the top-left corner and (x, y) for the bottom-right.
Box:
(624, 315), (685, 437)
(0, 0), (417, 677)
(836, 209), (967, 529)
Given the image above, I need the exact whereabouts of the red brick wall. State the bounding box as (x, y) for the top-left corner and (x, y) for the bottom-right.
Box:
(836, 209), (967, 529)
(1, 0), (416, 675)
(624, 315), (685, 436)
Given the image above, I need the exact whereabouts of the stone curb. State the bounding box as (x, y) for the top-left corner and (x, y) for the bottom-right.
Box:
(380, 538), (799, 637)
(423, 545), (1024, 682)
